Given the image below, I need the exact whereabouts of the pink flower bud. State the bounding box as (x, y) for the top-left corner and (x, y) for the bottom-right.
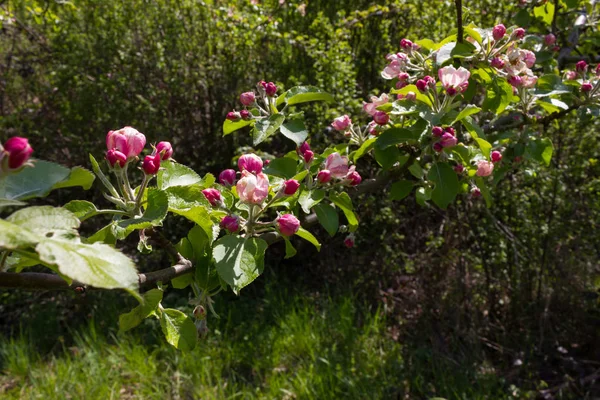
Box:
(345, 167), (362, 186)
(303, 150), (314, 164)
(454, 164), (464, 173)
(240, 110), (252, 120)
(400, 38), (413, 50)
(440, 132), (458, 148)
(238, 154), (263, 174)
(373, 111), (390, 125)
(492, 24), (506, 41)
(278, 214), (300, 237)
(432, 142), (443, 152)
(513, 27), (526, 39)
(395, 81), (408, 90)
(262, 81), (277, 97)
(106, 149), (127, 168)
(344, 235), (355, 248)
(283, 179), (300, 195)
(444, 126), (455, 136)
(491, 57), (505, 69)
(226, 111), (241, 121)
(508, 75), (523, 87)
(432, 126), (444, 137)
(476, 160), (494, 177)
(317, 169), (332, 184)
(416, 79), (428, 92)
(298, 141), (311, 155)
(237, 171), (269, 204)
(239, 91), (256, 106)
(491, 150), (503, 163)
(397, 72), (409, 81)
(471, 187), (482, 198)
(142, 153), (161, 175)
(156, 141), (173, 160)
(331, 115), (352, 131)
(544, 33), (556, 46)
(565, 70), (577, 80)
(202, 188), (222, 207)
(3, 137), (33, 170)
(446, 87), (458, 96)
(106, 126), (146, 160)
(220, 215), (240, 233)
(325, 152), (349, 178)
(405, 91), (416, 101)
(264, 159), (271, 166)
(424, 75), (436, 87)
(219, 169), (237, 186)
(581, 82), (593, 92)
(575, 60), (588, 72)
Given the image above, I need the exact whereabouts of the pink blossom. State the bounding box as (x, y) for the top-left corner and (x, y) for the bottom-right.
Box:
(508, 75), (523, 87)
(521, 75), (538, 88)
(344, 166), (362, 186)
(476, 160), (494, 177)
(544, 33), (556, 46)
(381, 53), (408, 79)
(325, 152), (349, 178)
(522, 50), (536, 68)
(220, 215), (240, 233)
(156, 141), (173, 160)
(438, 66), (470, 93)
(440, 132), (457, 148)
(565, 71), (577, 80)
(331, 115), (352, 131)
(491, 150), (503, 163)
(219, 169), (237, 186)
(405, 91), (416, 101)
(106, 149), (127, 168)
(202, 188), (222, 207)
(373, 111), (390, 125)
(236, 171), (269, 204)
(513, 28), (526, 39)
(2, 137), (33, 170)
(238, 154), (263, 174)
(239, 92), (256, 106)
(106, 126), (146, 159)
(277, 214), (300, 237)
(142, 153), (161, 175)
(363, 93), (389, 116)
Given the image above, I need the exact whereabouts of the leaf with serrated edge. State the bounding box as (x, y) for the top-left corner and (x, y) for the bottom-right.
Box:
(160, 308), (197, 351)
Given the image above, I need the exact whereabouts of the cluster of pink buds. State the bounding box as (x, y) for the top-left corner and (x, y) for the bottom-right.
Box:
(236, 154), (269, 204)
(486, 24), (537, 89)
(431, 126), (458, 152)
(567, 60), (600, 95)
(319, 152), (361, 186)
(0, 136), (33, 175)
(297, 141), (314, 164)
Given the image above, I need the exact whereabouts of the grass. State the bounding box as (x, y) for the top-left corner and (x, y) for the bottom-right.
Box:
(0, 283), (517, 399)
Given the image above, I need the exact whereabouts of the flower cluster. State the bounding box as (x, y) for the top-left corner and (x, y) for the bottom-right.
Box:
(227, 81), (279, 123)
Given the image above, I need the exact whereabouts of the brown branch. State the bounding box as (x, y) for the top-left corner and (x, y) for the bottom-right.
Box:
(455, 0), (463, 44)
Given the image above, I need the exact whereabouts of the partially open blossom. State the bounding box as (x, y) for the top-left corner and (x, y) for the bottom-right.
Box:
(239, 92), (256, 106)
(575, 60), (588, 73)
(491, 150), (503, 163)
(492, 24), (506, 41)
(237, 171), (269, 204)
(142, 153), (161, 175)
(544, 33), (556, 46)
(331, 115), (352, 131)
(344, 166), (362, 186)
(317, 169), (332, 184)
(432, 126), (444, 137)
(344, 234), (355, 248)
(277, 214), (300, 237)
(522, 50), (536, 68)
(433, 142), (443, 152)
(439, 66), (470, 94)
(400, 38), (413, 50)
(220, 215), (240, 233)
(261, 81), (277, 97)
(202, 188), (222, 207)
(491, 57), (505, 69)
(454, 164), (464, 173)
(106, 126), (146, 160)
(325, 152), (349, 178)
(226, 111), (241, 121)
(240, 110), (252, 120)
(303, 150), (314, 164)
(238, 153), (263, 174)
(106, 149), (127, 168)
(156, 141), (173, 160)
(405, 91), (416, 101)
(2, 137), (33, 170)
(440, 132), (458, 148)
(565, 71), (577, 80)
(521, 75), (538, 88)
(373, 111), (390, 125)
(363, 93), (389, 115)
(513, 27), (526, 39)
(283, 179), (300, 195)
(476, 160), (494, 177)
(508, 75), (523, 87)
(581, 82), (593, 92)
(219, 169), (236, 186)
(381, 52), (408, 79)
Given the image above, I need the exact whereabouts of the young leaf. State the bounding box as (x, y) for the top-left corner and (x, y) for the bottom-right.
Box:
(253, 114), (286, 146)
(223, 119), (253, 136)
(160, 308), (197, 351)
(427, 162), (460, 209)
(390, 180), (414, 201)
(280, 118), (308, 145)
(284, 238), (297, 259)
(526, 137), (553, 166)
(452, 105), (481, 125)
(295, 227), (321, 251)
(157, 161), (202, 190)
(314, 203), (339, 236)
(298, 189), (325, 214)
(375, 127), (419, 149)
(52, 167), (95, 191)
(352, 137), (377, 163)
(115, 188), (169, 239)
(212, 236), (267, 294)
(263, 157), (298, 179)
(329, 192), (358, 232)
(277, 86), (334, 107)
(119, 289), (163, 332)
(64, 200), (101, 221)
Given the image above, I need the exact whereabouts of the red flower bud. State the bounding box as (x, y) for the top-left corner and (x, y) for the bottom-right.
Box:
(239, 91), (256, 106)
(433, 142), (443, 152)
(240, 110), (252, 120)
(491, 57), (505, 69)
(262, 81), (277, 97)
(373, 111), (390, 125)
(345, 169), (362, 186)
(444, 126), (455, 136)
(432, 126), (444, 137)
(508, 75), (522, 87)
(226, 111), (241, 121)
(3, 137), (33, 170)
(142, 153), (161, 175)
(106, 149), (127, 168)
(440, 132), (457, 148)
(397, 72), (409, 81)
(202, 188), (222, 207)
(298, 141), (311, 155)
(544, 33), (556, 46)
(220, 215), (240, 233)
(446, 86), (458, 96)
(303, 150), (314, 164)
(581, 82), (593, 92)
(317, 169), (332, 184)
(513, 28), (526, 39)
(283, 179), (300, 196)
(219, 169), (237, 186)
(156, 141), (173, 160)
(471, 187), (482, 198)
(491, 150), (503, 163)
(492, 24), (506, 41)
(416, 79), (428, 92)
(405, 91), (416, 101)
(575, 60), (588, 73)
(343, 235), (355, 248)
(454, 164), (464, 173)
(400, 38), (413, 50)
(277, 214), (300, 237)
(238, 154), (263, 174)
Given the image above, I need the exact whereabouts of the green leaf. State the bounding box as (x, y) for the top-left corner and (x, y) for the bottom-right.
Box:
(64, 200), (100, 221)
(464, 26), (483, 44)
(0, 161), (67, 200)
(474, 138), (492, 159)
(280, 118), (308, 145)
(461, 116), (486, 140)
(284, 238), (297, 259)
(253, 114), (286, 146)
(0, 198), (26, 209)
(165, 185), (211, 212)
(314, 203), (339, 237)
(298, 189), (325, 214)
(89, 154), (119, 198)
(452, 105), (481, 125)
(157, 161), (202, 190)
(427, 162), (460, 209)
(119, 289), (163, 332)
(538, 98), (569, 114)
(212, 236), (267, 294)
(171, 273), (194, 289)
(415, 186), (432, 206)
(36, 239), (139, 292)
(482, 78), (513, 115)
(534, 1), (555, 25)
(375, 127), (419, 149)
(391, 84), (432, 107)
(374, 145), (400, 170)
(223, 119), (253, 136)
(435, 41), (476, 66)
(263, 157), (298, 179)
(160, 308), (197, 351)
(277, 86), (334, 107)
(0, 219), (40, 250)
(352, 137), (377, 163)
(329, 192), (358, 232)
(295, 227), (321, 251)
(475, 177), (493, 208)
(408, 162), (424, 179)
(390, 180), (414, 201)
(526, 137), (553, 166)
(87, 223), (117, 245)
(115, 188), (168, 239)
(7, 206), (80, 239)
(52, 167), (95, 191)
(533, 75), (571, 97)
